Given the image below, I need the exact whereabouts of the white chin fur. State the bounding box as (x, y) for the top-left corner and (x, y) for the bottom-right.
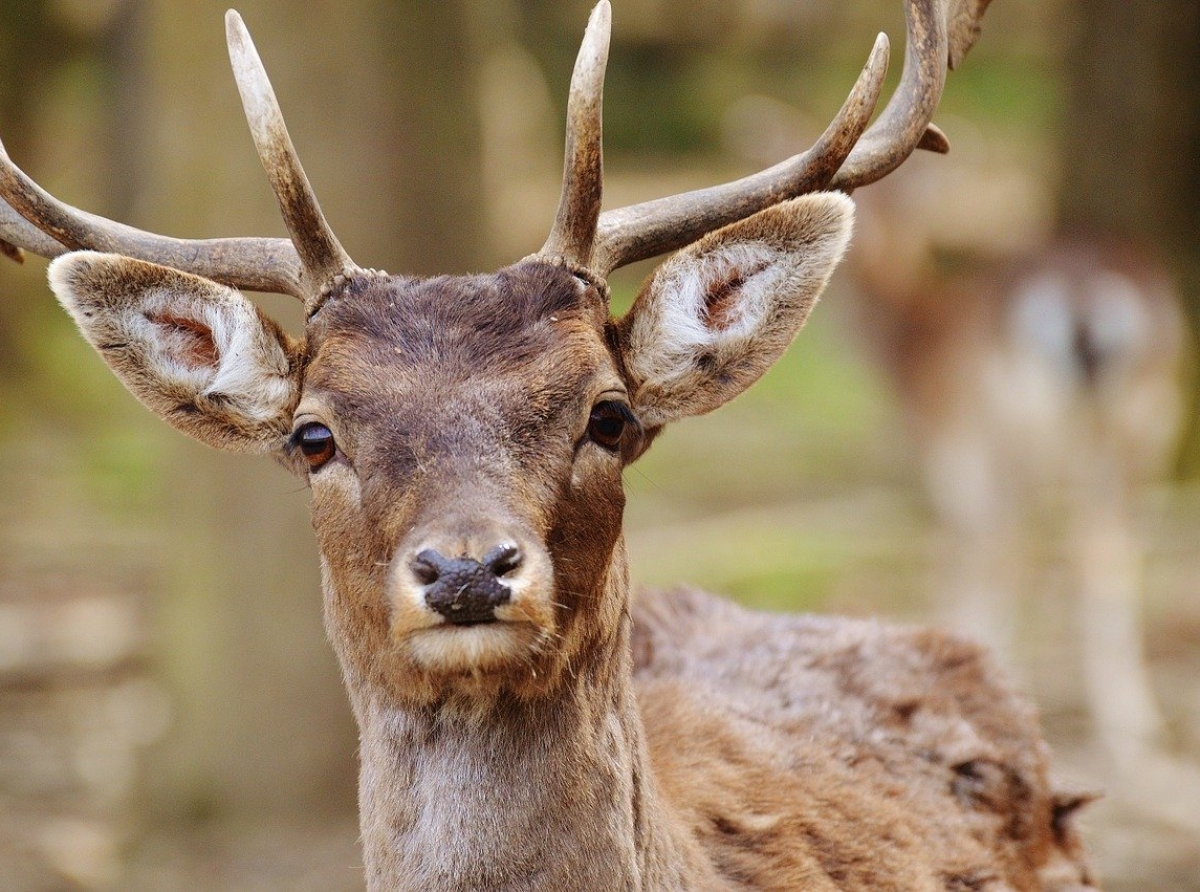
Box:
(405, 622), (545, 675)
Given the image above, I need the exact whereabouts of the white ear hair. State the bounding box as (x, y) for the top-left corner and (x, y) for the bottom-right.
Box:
(618, 193), (854, 427)
(50, 251), (301, 453)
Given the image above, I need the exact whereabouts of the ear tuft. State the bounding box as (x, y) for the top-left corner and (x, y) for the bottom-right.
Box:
(49, 251), (302, 453)
(617, 193), (853, 427)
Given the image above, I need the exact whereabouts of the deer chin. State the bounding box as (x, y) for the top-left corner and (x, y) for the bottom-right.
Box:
(404, 621), (551, 675)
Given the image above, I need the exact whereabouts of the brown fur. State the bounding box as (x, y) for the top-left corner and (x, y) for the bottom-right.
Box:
(45, 194), (1098, 891)
(634, 587), (1097, 890)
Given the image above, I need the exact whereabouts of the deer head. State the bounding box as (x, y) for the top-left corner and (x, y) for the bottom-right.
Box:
(0, 1), (980, 711)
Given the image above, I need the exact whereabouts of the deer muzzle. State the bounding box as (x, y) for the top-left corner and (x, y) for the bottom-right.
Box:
(386, 512), (559, 671)
(411, 545), (521, 625)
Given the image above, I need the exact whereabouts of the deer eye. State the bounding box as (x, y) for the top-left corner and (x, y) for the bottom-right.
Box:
(587, 401), (630, 451)
(295, 422), (337, 470)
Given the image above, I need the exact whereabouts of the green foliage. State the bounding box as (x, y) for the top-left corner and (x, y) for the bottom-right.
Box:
(941, 59), (1062, 134)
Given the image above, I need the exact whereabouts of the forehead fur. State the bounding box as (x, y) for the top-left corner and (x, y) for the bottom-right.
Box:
(310, 261), (605, 364)
(302, 261), (614, 425)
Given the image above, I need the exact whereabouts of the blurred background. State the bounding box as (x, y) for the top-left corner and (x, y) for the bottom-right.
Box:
(0, 0), (1197, 888)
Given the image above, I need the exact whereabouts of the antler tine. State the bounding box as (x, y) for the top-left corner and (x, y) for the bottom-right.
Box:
(830, 0), (948, 190)
(588, 32), (890, 278)
(0, 238), (26, 264)
(225, 10), (356, 309)
(537, 0), (611, 269)
(0, 135), (304, 295)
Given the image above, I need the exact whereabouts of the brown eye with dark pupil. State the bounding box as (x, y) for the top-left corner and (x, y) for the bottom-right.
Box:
(297, 422), (336, 469)
(588, 402), (627, 451)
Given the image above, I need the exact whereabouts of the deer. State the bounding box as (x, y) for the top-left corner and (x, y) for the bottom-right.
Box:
(850, 164), (1196, 820)
(0, 1), (1101, 889)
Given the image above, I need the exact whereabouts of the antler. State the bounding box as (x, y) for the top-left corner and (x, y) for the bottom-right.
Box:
(224, 10), (359, 311)
(538, 0), (611, 267)
(829, 0), (949, 191)
(0, 11), (356, 310)
(1, 2), (990, 299)
(0, 178), (65, 262)
(588, 33), (889, 277)
(541, 0), (991, 279)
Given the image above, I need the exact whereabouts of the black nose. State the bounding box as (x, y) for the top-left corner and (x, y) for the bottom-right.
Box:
(411, 545), (522, 625)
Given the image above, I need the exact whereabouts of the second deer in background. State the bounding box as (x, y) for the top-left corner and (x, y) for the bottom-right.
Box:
(854, 173), (1191, 792)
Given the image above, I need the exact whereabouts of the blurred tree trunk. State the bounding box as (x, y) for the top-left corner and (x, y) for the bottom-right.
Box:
(1057, 0), (1200, 472)
(137, 0), (485, 820)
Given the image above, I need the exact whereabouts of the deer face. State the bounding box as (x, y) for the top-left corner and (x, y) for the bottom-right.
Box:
(46, 194), (853, 704)
(295, 262), (630, 702)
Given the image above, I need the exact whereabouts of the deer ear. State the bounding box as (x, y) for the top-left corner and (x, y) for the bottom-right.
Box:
(49, 251), (302, 453)
(615, 193), (853, 427)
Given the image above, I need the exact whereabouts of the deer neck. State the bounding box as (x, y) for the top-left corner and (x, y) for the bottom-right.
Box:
(339, 537), (703, 892)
